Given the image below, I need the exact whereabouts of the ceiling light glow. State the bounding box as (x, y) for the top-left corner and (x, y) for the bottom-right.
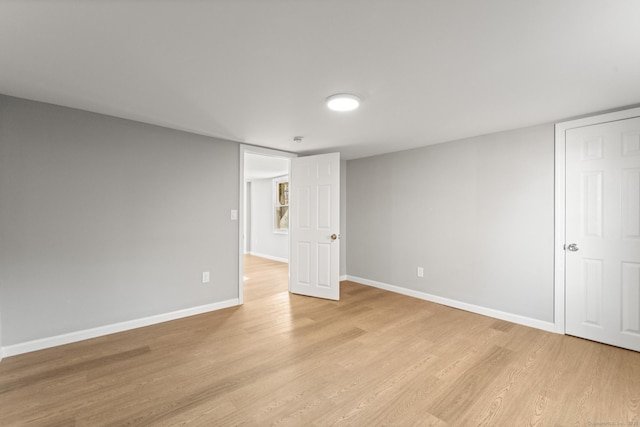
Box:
(326, 93), (360, 112)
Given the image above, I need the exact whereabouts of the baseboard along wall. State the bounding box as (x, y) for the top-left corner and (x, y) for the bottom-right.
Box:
(2, 275), (557, 359)
(1, 299), (240, 358)
(346, 275), (557, 333)
(248, 252), (289, 263)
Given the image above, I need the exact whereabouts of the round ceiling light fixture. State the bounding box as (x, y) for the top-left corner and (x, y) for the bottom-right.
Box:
(326, 93), (361, 112)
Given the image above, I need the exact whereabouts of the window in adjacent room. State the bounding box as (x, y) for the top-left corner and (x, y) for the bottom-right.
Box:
(273, 176), (289, 233)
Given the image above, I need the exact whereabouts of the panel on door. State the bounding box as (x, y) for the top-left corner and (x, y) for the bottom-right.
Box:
(565, 116), (640, 352)
(289, 153), (340, 300)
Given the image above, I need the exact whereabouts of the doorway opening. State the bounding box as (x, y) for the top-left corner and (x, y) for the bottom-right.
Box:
(239, 146), (296, 304)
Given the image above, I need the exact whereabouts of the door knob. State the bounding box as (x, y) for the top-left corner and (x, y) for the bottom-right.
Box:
(330, 234), (339, 241)
(566, 243), (579, 252)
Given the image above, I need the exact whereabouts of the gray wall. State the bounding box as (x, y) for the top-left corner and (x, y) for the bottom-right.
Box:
(0, 95), (239, 346)
(346, 124), (555, 322)
(249, 177), (289, 261)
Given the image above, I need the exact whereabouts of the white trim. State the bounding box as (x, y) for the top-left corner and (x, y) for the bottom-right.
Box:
(347, 275), (557, 333)
(1, 299), (239, 358)
(554, 106), (640, 335)
(339, 275), (347, 281)
(239, 145), (296, 305)
(248, 252), (289, 264)
(554, 123), (567, 334)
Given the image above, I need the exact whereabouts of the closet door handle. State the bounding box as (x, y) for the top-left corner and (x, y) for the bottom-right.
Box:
(566, 243), (579, 252)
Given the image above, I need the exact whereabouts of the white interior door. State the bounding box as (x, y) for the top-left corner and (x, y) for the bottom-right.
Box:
(565, 116), (640, 352)
(289, 152), (340, 300)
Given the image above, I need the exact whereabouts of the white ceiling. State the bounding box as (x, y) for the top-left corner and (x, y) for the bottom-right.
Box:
(1, 1), (639, 160)
(244, 153), (288, 181)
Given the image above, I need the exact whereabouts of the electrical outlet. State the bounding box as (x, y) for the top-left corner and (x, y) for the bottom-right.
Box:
(417, 267), (424, 278)
(202, 271), (210, 283)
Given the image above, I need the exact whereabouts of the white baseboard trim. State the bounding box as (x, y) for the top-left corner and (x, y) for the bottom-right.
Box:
(249, 252), (289, 263)
(339, 275), (347, 281)
(1, 298), (240, 358)
(347, 275), (557, 333)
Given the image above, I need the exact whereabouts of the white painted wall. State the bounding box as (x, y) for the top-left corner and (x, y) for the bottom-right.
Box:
(0, 95), (239, 350)
(346, 124), (555, 324)
(249, 177), (289, 262)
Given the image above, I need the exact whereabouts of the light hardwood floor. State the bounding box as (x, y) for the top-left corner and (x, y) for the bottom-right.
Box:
(1, 255), (639, 426)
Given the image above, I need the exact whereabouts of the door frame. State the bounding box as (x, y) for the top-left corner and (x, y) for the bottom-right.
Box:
(554, 106), (640, 334)
(238, 145), (297, 304)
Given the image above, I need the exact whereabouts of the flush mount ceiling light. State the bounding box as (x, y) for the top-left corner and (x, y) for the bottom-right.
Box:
(326, 93), (361, 112)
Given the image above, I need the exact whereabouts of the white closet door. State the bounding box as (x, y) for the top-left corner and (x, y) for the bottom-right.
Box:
(565, 116), (640, 352)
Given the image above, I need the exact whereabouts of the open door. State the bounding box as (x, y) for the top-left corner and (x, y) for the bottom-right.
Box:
(289, 152), (340, 300)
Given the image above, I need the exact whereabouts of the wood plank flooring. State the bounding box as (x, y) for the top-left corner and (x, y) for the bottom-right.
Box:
(1, 255), (639, 426)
